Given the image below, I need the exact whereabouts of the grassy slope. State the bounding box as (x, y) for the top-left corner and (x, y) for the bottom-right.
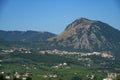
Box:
(1, 53), (117, 80)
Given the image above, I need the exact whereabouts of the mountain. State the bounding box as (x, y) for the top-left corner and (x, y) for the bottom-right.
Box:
(0, 30), (56, 42)
(48, 18), (120, 52)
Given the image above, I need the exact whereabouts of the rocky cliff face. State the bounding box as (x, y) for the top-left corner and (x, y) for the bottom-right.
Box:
(48, 18), (120, 52)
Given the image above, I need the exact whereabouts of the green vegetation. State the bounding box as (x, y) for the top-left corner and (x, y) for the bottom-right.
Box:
(0, 52), (120, 80)
(0, 41), (120, 80)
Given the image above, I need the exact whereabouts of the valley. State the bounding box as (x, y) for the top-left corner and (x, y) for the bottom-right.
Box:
(0, 45), (120, 80)
(0, 18), (120, 80)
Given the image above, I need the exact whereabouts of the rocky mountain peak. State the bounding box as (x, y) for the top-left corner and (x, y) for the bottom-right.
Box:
(48, 18), (120, 52)
(65, 18), (94, 31)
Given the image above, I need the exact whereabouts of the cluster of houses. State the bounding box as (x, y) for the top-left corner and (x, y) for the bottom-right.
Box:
(86, 74), (95, 80)
(1, 49), (14, 53)
(103, 73), (118, 80)
(43, 74), (57, 78)
(0, 48), (31, 54)
(52, 63), (69, 69)
(14, 72), (30, 80)
(42, 63), (69, 78)
(0, 71), (31, 80)
(40, 49), (114, 58)
(0, 48), (114, 59)
(86, 73), (119, 80)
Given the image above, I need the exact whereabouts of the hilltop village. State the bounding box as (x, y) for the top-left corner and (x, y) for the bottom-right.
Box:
(1, 47), (119, 80)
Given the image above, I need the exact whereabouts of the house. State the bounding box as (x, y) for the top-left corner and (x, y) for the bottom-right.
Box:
(52, 66), (59, 69)
(103, 73), (117, 80)
(49, 74), (57, 78)
(14, 72), (21, 78)
(43, 75), (48, 78)
(103, 78), (113, 80)
(5, 76), (11, 80)
(1, 71), (4, 74)
(0, 60), (2, 62)
(108, 73), (117, 79)
(86, 75), (95, 79)
(23, 72), (29, 77)
(22, 77), (27, 80)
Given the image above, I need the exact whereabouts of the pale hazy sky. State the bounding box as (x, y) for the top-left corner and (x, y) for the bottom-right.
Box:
(0, 0), (120, 34)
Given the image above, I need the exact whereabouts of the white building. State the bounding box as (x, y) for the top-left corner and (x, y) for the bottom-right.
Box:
(103, 78), (113, 80)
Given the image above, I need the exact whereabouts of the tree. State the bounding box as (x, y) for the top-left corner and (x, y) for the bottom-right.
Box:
(0, 74), (5, 80)
(13, 78), (21, 80)
(94, 76), (98, 80)
(26, 77), (32, 80)
(116, 75), (120, 80)
(71, 76), (82, 80)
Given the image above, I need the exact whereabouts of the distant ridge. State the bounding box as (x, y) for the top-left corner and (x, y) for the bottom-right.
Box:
(0, 30), (56, 41)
